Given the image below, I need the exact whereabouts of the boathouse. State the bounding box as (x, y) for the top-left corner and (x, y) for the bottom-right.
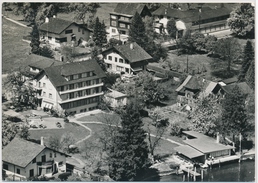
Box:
(175, 131), (235, 163)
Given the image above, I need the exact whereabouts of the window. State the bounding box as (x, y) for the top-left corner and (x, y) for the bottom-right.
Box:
(3, 164), (8, 170)
(43, 92), (46, 97)
(48, 36), (52, 40)
(29, 169), (34, 177)
(96, 87), (99, 93)
(96, 79), (99, 84)
(108, 56), (112, 61)
(70, 75), (74, 80)
(119, 23), (126, 28)
(78, 27), (81, 32)
(65, 29), (73, 34)
(111, 20), (117, 27)
(60, 86), (64, 91)
(38, 82), (41, 88)
(69, 84), (74, 90)
(111, 15), (117, 19)
(58, 161), (63, 166)
(116, 66), (123, 71)
(86, 89), (91, 95)
(49, 93), (52, 99)
(120, 16), (129, 21)
(87, 72), (91, 77)
(32, 158), (36, 163)
(126, 68), (129, 73)
(119, 58), (123, 63)
(82, 29), (84, 34)
(16, 168), (20, 174)
(54, 153), (56, 158)
(82, 72), (87, 78)
(86, 81), (91, 86)
(78, 73), (82, 79)
(46, 167), (52, 173)
(112, 29), (116, 33)
(78, 82), (82, 88)
(43, 83), (46, 88)
(115, 57), (117, 62)
(50, 153), (52, 158)
(69, 93), (74, 99)
(78, 91), (82, 97)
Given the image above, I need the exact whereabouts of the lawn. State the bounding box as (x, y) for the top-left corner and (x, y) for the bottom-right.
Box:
(152, 137), (179, 156)
(29, 122), (90, 145)
(77, 112), (121, 125)
(2, 17), (32, 73)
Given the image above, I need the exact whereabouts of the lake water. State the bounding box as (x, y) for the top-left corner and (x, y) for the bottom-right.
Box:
(159, 160), (255, 182)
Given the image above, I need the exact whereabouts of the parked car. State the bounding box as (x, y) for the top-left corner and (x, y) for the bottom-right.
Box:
(56, 122), (62, 128)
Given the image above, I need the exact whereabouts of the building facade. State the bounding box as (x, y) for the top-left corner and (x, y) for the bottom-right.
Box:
(39, 17), (92, 48)
(109, 3), (151, 40)
(102, 42), (152, 74)
(2, 138), (68, 180)
(31, 60), (105, 115)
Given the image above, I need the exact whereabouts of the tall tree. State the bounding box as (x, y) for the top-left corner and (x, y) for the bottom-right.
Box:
(108, 102), (150, 181)
(91, 46), (107, 72)
(167, 18), (177, 39)
(213, 37), (242, 71)
(40, 46), (54, 58)
(128, 12), (148, 48)
(92, 17), (106, 47)
(238, 40), (254, 81)
(30, 24), (40, 54)
(227, 3), (255, 37)
(219, 86), (252, 140)
(143, 16), (157, 41)
(100, 21), (107, 46)
(245, 59), (255, 90)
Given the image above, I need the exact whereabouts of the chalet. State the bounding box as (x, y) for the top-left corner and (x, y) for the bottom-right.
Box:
(176, 75), (221, 109)
(152, 4), (232, 37)
(219, 82), (253, 97)
(102, 42), (152, 74)
(2, 138), (69, 180)
(175, 131), (235, 163)
(105, 89), (127, 108)
(109, 3), (152, 42)
(39, 17), (92, 48)
(31, 60), (105, 115)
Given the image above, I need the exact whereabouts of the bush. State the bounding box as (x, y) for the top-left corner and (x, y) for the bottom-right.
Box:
(64, 117), (69, 123)
(170, 122), (183, 136)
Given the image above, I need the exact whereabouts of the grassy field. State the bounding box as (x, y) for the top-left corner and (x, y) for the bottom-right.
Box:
(2, 17), (32, 73)
(29, 122), (90, 145)
(77, 112), (121, 125)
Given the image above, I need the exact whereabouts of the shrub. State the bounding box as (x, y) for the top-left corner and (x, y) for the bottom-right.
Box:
(170, 122), (183, 136)
(64, 117), (69, 123)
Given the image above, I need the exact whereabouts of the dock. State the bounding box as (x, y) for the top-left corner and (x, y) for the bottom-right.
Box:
(181, 167), (201, 177)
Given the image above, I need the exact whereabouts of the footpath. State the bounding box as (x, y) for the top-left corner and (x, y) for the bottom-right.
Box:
(3, 15), (31, 29)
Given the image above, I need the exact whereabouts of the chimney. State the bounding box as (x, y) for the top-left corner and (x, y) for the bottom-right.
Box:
(198, 8), (202, 13)
(165, 8), (167, 15)
(130, 43), (134, 50)
(216, 132), (220, 143)
(53, 15), (56, 18)
(45, 17), (49, 23)
(40, 137), (44, 146)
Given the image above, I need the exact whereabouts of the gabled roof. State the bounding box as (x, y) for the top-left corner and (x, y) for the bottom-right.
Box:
(2, 138), (46, 168)
(221, 82), (253, 95)
(39, 18), (75, 34)
(175, 145), (204, 158)
(176, 75), (192, 92)
(103, 42), (152, 63)
(112, 3), (147, 16)
(42, 60), (106, 87)
(221, 77), (238, 85)
(152, 6), (231, 23)
(28, 54), (65, 70)
(184, 76), (200, 90)
(106, 89), (127, 99)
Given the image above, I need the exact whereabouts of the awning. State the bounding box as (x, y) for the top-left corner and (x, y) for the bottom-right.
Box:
(174, 145), (204, 159)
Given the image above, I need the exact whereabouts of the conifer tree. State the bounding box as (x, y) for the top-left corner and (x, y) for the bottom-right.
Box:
(128, 11), (148, 48)
(238, 40), (254, 81)
(92, 17), (107, 47)
(100, 21), (107, 46)
(30, 24), (40, 54)
(219, 86), (252, 140)
(108, 102), (150, 181)
(245, 59), (255, 90)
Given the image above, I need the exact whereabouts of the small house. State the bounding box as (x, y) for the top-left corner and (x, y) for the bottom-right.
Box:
(102, 42), (152, 74)
(105, 89), (127, 108)
(2, 138), (69, 180)
(39, 17), (92, 48)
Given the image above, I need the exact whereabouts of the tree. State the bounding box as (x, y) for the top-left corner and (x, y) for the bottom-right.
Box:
(145, 108), (169, 161)
(48, 135), (61, 151)
(60, 44), (77, 62)
(92, 17), (106, 47)
(30, 24), (40, 54)
(18, 125), (30, 140)
(238, 40), (254, 81)
(227, 3), (255, 37)
(108, 102), (150, 181)
(147, 3), (161, 12)
(204, 35), (218, 53)
(60, 133), (75, 153)
(40, 46), (54, 58)
(167, 18), (177, 39)
(106, 38), (122, 48)
(245, 59), (255, 90)
(143, 16), (157, 41)
(178, 29), (195, 54)
(2, 120), (19, 147)
(189, 95), (221, 136)
(128, 12), (148, 49)
(35, 3), (59, 25)
(219, 86), (253, 140)
(213, 37), (242, 71)
(100, 21), (107, 46)
(91, 46), (107, 72)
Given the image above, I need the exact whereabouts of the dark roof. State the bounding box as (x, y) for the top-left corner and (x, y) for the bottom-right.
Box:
(103, 42), (152, 63)
(153, 6), (231, 23)
(221, 82), (253, 95)
(39, 18), (92, 34)
(175, 145), (204, 158)
(28, 54), (65, 70)
(2, 138), (46, 167)
(221, 77), (238, 84)
(184, 76), (200, 90)
(113, 3), (146, 16)
(43, 60), (106, 87)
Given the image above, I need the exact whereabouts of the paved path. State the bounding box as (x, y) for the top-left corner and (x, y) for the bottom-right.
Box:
(3, 16), (31, 29)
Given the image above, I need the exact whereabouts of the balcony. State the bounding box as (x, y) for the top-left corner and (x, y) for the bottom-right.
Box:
(34, 85), (43, 90)
(59, 83), (104, 95)
(37, 160), (54, 168)
(59, 92), (104, 104)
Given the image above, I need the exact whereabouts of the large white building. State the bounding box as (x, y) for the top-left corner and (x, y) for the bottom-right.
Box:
(28, 59), (105, 115)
